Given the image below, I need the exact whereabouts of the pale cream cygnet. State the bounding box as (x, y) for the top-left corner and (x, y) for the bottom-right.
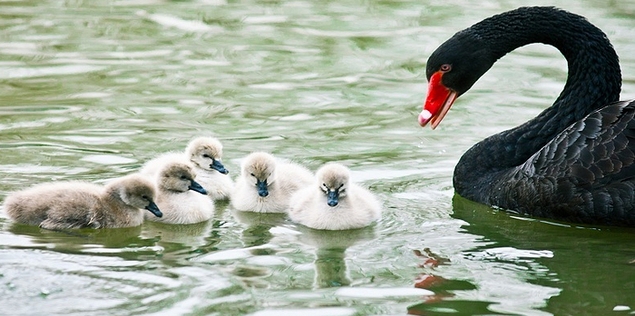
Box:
(146, 159), (215, 224)
(231, 152), (313, 213)
(288, 163), (381, 230)
(3, 174), (162, 229)
(141, 137), (234, 201)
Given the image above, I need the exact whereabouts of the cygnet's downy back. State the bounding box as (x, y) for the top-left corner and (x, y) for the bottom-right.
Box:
(3, 174), (162, 229)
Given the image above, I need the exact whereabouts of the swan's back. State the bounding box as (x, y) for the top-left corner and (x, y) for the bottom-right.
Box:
(488, 100), (635, 225)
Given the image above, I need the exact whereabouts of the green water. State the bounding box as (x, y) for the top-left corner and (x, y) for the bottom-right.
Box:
(1, 0), (635, 315)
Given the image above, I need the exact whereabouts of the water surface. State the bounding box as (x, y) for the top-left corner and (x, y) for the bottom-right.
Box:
(1, 0), (635, 315)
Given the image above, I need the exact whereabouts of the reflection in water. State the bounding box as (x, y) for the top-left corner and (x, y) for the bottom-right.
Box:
(6, 221), (155, 256)
(295, 226), (376, 288)
(450, 195), (635, 315)
(141, 219), (222, 263)
(140, 202), (232, 264)
(142, 220), (214, 248)
(223, 209), (289, 288)
(314, 247), (350, 287)
(231, 209), (288, 248)
(1, 0), (635, 314)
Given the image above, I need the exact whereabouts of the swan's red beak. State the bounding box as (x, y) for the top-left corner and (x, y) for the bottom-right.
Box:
(419, 71), (458, 129)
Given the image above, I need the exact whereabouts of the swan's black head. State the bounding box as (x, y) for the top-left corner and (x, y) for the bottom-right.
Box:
(419, 6), (619, 129)
(420, 30), (497, 129)
(426, 32), (497, 95)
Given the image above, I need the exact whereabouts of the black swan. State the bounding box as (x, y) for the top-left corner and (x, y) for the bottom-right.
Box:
(420, 6), (635, 226)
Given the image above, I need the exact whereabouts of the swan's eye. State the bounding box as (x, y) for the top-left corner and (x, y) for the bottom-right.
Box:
(440, 64), (452, 72)
(142, 195), (149, 200)
(203, 154), (211, 159)
(250, 173), (256, 177)
(180, 175), (187, 180)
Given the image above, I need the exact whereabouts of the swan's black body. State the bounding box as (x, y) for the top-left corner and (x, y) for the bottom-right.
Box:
(426, 7), (635, 226)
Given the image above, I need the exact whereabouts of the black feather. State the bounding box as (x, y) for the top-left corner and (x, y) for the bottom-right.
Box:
(429, 7), (635, 226)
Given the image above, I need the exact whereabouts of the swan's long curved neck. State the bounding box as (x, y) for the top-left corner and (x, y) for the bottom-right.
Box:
(453, 7), (622, 202)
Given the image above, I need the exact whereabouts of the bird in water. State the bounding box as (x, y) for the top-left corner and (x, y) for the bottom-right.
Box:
(420, 6), (635, 226)
(144, 159), (214, 224)
(288, 163), (382, 230)
(232, 152), (313, 213)
(3, 174), (162, 229)
(184, 137), (234, 201)
(140, 137), (234, 201)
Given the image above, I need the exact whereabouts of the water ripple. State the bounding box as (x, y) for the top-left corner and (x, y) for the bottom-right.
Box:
(0, 65), (105, 79)
(1, 1), (634, 315)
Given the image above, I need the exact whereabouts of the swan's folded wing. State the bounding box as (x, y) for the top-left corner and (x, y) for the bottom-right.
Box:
(502, 101), (635, 222)
(526, 100), (635, 186)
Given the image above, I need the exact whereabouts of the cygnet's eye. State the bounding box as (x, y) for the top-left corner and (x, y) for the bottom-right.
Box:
(142, 195), (149, 200)
(320, 183), (328, 192)
(180, 175), (188, 180)
(203, 154), (211, 159)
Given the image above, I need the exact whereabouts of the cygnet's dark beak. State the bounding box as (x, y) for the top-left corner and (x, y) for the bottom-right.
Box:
(145, 201), (163, 218)
(256, 179), (269, 197)
(327, 190), (339, 207)
(210, 159), (229, 175)
(189, 180), (208, 195)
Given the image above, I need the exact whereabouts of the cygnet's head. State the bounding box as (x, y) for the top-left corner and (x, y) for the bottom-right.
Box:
(241, 152), (276, 197)
(110, 174), (163, 218)
(316, 163), (350, 207)
(186, 137), (229, 175)
(158, 161), (208, 195)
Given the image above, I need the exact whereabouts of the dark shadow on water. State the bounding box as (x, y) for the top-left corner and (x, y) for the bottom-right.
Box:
(408, 300), (505, 316)
(141, 220), (223, 262)
(4, 202), (230, 263)
(443, 194), (635, 316)
(5, 221), (157, 260)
